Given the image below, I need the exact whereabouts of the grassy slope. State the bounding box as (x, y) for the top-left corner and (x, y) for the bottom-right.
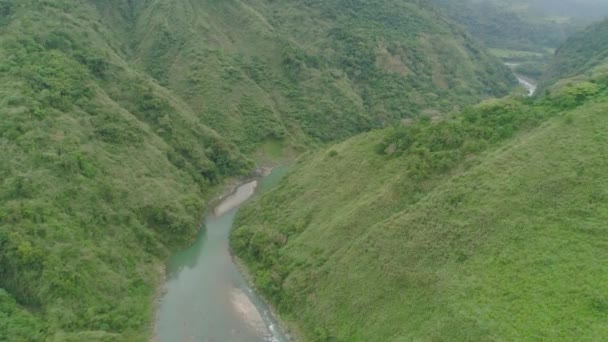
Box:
(233, 67), (608, 340)
(0, 0), (517, 340)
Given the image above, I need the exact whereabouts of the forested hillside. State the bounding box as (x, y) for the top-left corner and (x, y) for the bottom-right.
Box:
(129, 0), (515, 145)
(232, 34), (608, 341)
(0, 1), (251, 341)
(544, 19), (608, 86)
(0, 0), (516, 340)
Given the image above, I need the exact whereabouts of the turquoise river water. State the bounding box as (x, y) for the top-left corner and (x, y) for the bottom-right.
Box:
(156, 167), (290, 342)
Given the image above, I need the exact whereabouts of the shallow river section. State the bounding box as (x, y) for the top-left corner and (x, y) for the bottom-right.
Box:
(156, 167), (290, 342)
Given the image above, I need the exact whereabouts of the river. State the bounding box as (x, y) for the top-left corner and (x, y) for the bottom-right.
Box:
(515, 74), (537, 96)
(505, 62), (538, 96)
(156, 167), (291, 342)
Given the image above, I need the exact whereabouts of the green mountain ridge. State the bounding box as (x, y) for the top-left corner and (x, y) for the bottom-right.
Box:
(128, 0), (516, 145)
(0, 0), (517, 340)
(543, 19), (608, 86)
(430, 1), (608, 81)
(430, 0), (573, 54)
(232, 25), (608, 340)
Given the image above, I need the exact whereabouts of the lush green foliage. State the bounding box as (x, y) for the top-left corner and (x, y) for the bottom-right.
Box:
(0, 289), (47, 341)
(372, 99), (542, 177)
(232, 66), (608, 340)
(0, 0), (517, 340)
(544, 19), (608, 86)
(0, 1), (253, 341)
(129, 0), (515, 147)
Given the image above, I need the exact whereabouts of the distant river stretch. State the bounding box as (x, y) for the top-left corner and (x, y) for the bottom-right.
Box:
(516, 75), (537, 96)
(505, 62), (537, 96)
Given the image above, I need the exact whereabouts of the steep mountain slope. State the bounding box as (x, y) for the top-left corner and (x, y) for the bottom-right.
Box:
(0, 2), (251, 341)
(544, 19), (608, 86)
(0, 0), (516, 340)
(129, 0), (515, 146)
(232, 46), (608, 340)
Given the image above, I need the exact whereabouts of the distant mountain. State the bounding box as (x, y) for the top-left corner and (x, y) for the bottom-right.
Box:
(430, 0), (608, 82)
(511, 0), (608, 21)
(431, 0), (574, 53)
(544, 19), (608, 86)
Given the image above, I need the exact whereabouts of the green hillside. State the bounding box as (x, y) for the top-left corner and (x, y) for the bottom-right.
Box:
(0, 1), (250, 341)
(0, 0), (517, 340)
(232, 51), (608, 340)
(129, 0), (515, 146)
(544, 19), (608, 86)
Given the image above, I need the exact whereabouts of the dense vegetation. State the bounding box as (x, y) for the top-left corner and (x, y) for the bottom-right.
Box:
(0, 1), (251, 341)
(0, 0), (517, 340)
(130, 0), (516, 146)
(543, 19), (608, 87)
(232, 50), (608, 340)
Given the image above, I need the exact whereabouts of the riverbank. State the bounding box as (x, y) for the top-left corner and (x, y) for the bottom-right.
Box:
(214, 180), (259, 216)
(206, 166), (274, 216)
(228, 165), (296, 341)
(228, 165), (299, 341)
(231, 254), (302, 342)
(150, 167), (269, 341)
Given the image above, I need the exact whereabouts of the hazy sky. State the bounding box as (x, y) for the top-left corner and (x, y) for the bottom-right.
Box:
(489, 0), (608, 20)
